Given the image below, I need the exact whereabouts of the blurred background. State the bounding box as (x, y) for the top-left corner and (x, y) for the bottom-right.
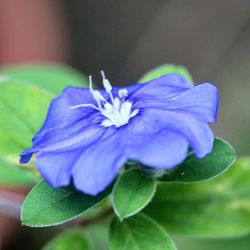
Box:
(0, 0), (250, 249)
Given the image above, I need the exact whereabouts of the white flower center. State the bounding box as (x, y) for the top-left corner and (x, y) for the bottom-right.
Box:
(71, 71), (139, 128)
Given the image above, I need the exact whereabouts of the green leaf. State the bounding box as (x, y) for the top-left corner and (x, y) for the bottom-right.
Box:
(160, 138), (236, 183)
(174, 234), (250, 250)
(109, 213), (177, 250)
(0, 157), (34, 186)
(0, 64), (88, 94)
(145, 157), (250, 238)
(42, 229), (91, 250)
(21, 180), (112, 227)
(0, 81), (52, 185)
(86, 223), (110, 250)
(112, 169), (156, 220)
(0, 81), (53, 161)
(138, 64), (193, 83)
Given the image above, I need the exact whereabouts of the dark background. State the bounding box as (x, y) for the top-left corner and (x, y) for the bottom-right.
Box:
(62, 0), (250, 155)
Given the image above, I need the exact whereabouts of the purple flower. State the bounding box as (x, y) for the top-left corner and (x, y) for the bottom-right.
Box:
(20, 72), (219, 195)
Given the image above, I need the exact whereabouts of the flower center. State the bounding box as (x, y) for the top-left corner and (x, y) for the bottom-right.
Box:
(71, 71), (139, 128)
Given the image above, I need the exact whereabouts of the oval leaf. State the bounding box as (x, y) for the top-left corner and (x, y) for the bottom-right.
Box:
(21, 180), (112, 227)
(138, 64), (193, 83)
(112, 169), (156, 220)
(145, 158), (250, 238)
(109, 213), (177, 250)
(0, 64), (88, 94)
(160, 138), (236, 183)
(0, 81), (53, 157)
(42, 229), (91, 250)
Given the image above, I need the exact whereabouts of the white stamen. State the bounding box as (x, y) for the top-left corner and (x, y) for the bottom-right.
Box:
(101, 71), (112, 93)
(113, 98), (120, 110)
(101, 70), (115, 105)
(93, 90), (106, 102)
(70, 103), (101, 111)
(130, 109), (139, 118)
(88, 75), (106, 108)
(104, 102), (113, 112)
(118, 89), (128, 98)
(70, 72), (139, 128)
(89, 75), (93, 90)
(101, 119), (114, 127)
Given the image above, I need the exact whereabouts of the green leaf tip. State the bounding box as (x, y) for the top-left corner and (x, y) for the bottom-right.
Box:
(21, 180), (112, 227)
(109, 213), (177, 250)
(112, 169), (157, 221)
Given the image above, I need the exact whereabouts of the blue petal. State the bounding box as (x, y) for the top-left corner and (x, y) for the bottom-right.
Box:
(34, 127), (122, 193)
(141, 73), (193, 88)
(129, 74), (192, 104)
(33, 87), (103, 145)
(137, 83), (218, 122)
(165, 83), (219, 122)
(28, 85), (143, 153)
(112, 84), (142, 96)
(127, 130), (189, 169)
(128, 109), (214, 158)
(131, 77), (218, 123)
(36, 149), (81, 188)
(20, 87), (106, 163)
(20, 149), (34, 164)
(72, 133), (127, 195)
